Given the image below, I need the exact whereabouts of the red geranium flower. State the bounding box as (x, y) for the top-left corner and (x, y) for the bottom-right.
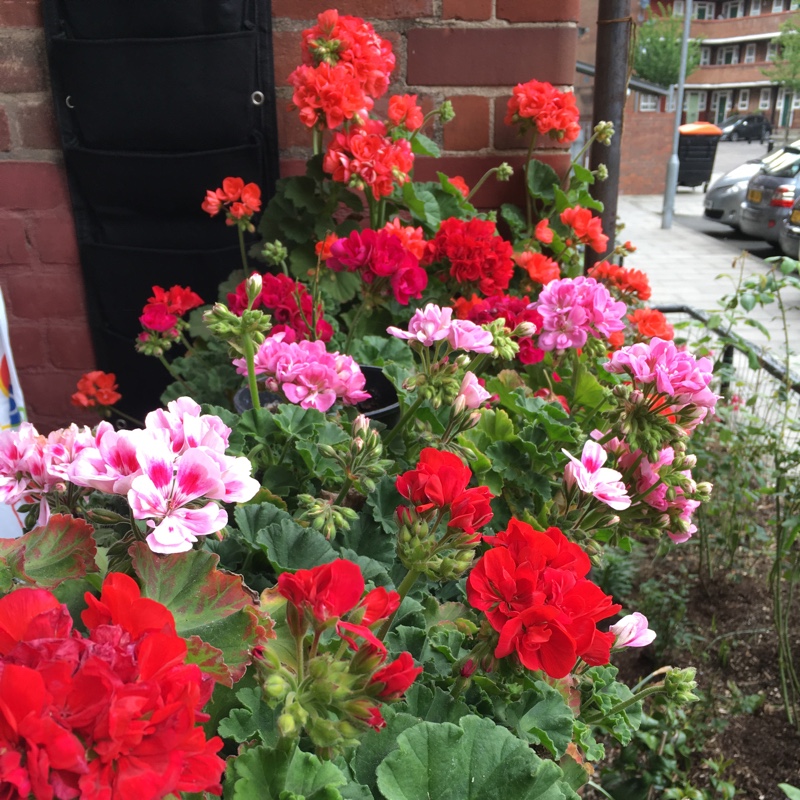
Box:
(514, 251), (560, 285)
(388, 93), (424, 131)
(357, 587), (401, 626)
(588, 262), (652, 302)
(560, 206), (609, 254)
(628, 308), (674, 341)
(277, 559), (366, 625)
(505, 79), (581, 142)
(369, 652), (422, 700)
(396, 448), (473, 511)
(71, 371), (122, 409)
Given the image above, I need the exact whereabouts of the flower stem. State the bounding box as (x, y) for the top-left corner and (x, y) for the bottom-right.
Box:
(583, 684), (665, 725)
(382, 395), (424, 448)
(241, 332), (262, 412)
(343, 301), (369, 355)
(378, 568), (422, 640)
(157, 354), (191, 391)
(237, 226), (249, 275)
(109, 407), (145, 429)
(333, 477), (353, 506)
(465, 167), (498, 203)
(524, 132), (539, 235)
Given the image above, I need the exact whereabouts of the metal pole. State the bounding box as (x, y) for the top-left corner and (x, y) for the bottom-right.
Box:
(585, 0), (632, 272)
(662, 0), (693, 229)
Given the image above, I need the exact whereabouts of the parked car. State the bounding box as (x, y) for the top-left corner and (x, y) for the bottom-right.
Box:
(739, 147), (800, 243)
(703, 141), (800, 228)
(719, 114), (772, 143)
(778, 194), (800, 259)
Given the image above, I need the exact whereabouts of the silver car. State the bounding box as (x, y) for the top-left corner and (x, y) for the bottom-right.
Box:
(778, 195), (800, 259)
(704, 142), (800, 228)
(739, 147), (800, 244)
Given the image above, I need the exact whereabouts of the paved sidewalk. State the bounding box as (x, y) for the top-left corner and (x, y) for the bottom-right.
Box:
(617, 189), (800, 375)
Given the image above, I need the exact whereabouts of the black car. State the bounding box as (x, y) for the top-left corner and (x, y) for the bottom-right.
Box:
(719, 114), (772, 143)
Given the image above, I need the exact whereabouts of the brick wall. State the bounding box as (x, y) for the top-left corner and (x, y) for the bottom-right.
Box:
(1, 0), (579, 431)
(619, 97), (676, 195)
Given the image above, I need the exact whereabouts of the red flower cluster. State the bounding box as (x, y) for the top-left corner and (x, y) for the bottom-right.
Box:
(289, 11), (394, 130)
(467, 519), (621, 678)
(396, 448), (494, 538)
(0, 575), (224, 799)
(513, 251), (560, 285)
(388, 94), (424, 131)
(326, 227), (427, 305)
(628, 308), (674, 341)
(424, 217), (515, 297)
(139, 284), (204, 335)
(453, 294), (544, 366)
(227, 272), (333, 341)
(560, 206), (609, 254)
(201, 176), (262, 223)
(587, 262), (652, 302)
(71, 370), (121, 409)
(323, 120), (414, 199)
(505, 79), (581, 143)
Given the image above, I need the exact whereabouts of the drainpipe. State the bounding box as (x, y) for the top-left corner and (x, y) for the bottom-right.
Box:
(584, 0), (632, 272)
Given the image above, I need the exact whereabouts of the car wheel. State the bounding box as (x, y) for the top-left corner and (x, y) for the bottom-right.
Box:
(730, 131), (740, 142)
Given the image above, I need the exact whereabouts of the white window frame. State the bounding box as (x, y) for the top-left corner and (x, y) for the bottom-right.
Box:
(745, 43), (757, 62)
(701, 46), (711, 65)
(717, 45), (740, 64)
(738, 89), (751, 109)
(767, 42), (779, 61)
(673, 0), (685, 14)
(760, 87), (772, 109)
(777, 87), (785, 110)
(773, 0), (784, 11)
(792, 92), (800, 109)
(638, 93), (659, 112)
(683, 90), (708, 111)
(695, 1), (716, 17)
(752, 0), (762, 13)
(722, 0), (743, 16)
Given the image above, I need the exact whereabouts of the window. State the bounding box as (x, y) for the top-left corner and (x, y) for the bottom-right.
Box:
(767, 42), (779, 61)
(751, 0), (762, 13)
(673, 0), (685, 14)
(793, 92), (800, 109)
(738, 89), (750, 109)
(722, 0), (743, 15)
(639, 93), (659, 112)
(777, 87), (785, 110)
(745, 43), (757, 62)
(684, 91), (708, 111)
(716, 45), (740, 64)
(695, 1), (716, 16)
(773, 0), (784, 11)
(700, 46), (711, 65)
(760, 87), (772, 109)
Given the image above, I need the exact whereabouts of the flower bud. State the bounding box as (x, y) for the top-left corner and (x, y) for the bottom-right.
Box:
(277, 713), (297, 737)
(439, 100), (455, 123)
(595, 163), (609, 181)
(245, 273), (263, 307)
(594, 120), (615, 145)
(262, 239), (289, 267)
(264, 674), (290, 700)
(665, 667), (699, 704)
(496, 162), (514, 181)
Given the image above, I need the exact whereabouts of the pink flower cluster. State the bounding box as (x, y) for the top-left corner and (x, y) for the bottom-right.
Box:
(0, 423), (94, 526)
(387, 303), (494, 353)
(323, 119), (414, 199)
(562, 440), (631, 511)
(326, 225), (427, 305)
(68, 398), (259, 554)
(235, 334), (370, 413)
(604, 338), (718, 417)
(535, 276), (627, 352)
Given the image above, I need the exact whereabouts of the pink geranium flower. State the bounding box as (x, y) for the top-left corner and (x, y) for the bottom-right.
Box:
(455, 372), (491, 411)
(563, 440), (631, 511)
(610, 612), (656, 647)
(387, 304), (453, 347)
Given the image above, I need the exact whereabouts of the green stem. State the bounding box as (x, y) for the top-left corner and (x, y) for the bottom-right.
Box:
(584, 684), (666, 726)
(312, 127), (323, 156)
(109, 407), (145, 429)
(382, 395), (424, 448)
(524, 132), (539, 235)
(237, 226), (249, 275)
(378, 568), (422, 640)
(343, 302), (369, 355)
(465, 167), (499, 203)
(157, 354), (191, 391)
(241, 332), (262, 411)
(295, 632), (305, 681)
(333, 477), (353, 506)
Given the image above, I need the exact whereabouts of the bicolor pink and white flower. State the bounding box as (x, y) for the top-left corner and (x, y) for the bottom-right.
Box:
(563, 440), (631, 511)
(610, 612), (656, 648)
(388, 303), (494, 354)
(455, 372), (491, 411)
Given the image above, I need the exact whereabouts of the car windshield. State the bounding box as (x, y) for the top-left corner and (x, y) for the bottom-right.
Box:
(721, 115), (744, 127)
(763, 148), (800, 178)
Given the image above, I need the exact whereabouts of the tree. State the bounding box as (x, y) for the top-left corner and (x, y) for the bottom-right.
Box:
(764, 16), (800, 138)
(632, 3), (701, 88)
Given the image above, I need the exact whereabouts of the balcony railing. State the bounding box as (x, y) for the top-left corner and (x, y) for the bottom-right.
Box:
(690, 11), (791, 42)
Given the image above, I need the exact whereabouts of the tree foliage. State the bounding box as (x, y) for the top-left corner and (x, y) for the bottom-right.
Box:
(763, 17), (800, 95)
(632, 4), (701, 88)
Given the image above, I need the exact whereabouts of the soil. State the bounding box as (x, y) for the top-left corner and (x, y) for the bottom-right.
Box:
(600, 546), (800, 799)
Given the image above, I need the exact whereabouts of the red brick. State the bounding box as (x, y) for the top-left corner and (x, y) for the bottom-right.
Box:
(30, 216), (79, 265)
(497, 0), (580, 22)
(46, 322), (95, 370)
(414, 153), (570, 209)
(0, 31), (47, 93)
(0, 162), (70, 211)
(5, 270), (87, 320)
(493, 97), (572, 151)
(0, 0), (42, 27)
(272, 0), (432, 19)
(0, 107), (10, 152)
(16, 97), (59, 150)
(407, 27), (577, 87)
(279, 159), (307, 178)
(443, 0), (492, 20)
(8, 322), (47, 370)
(276, 102), (314, 150)
(272, 30), (299, 88)
(0, 218), (29, 265)
(21, 370), (90, 426)
(443, 95), (490, 151)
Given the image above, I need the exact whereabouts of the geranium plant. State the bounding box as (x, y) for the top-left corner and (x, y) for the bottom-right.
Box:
(0, 9), (715, 798)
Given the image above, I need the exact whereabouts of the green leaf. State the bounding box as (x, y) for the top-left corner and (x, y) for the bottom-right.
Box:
(573, 371), (607, 410)
(501, 204), (528, 240)
(376, 715), (579, 800)
(740, 292), (757, 312)
(258, 522), (338, 572)
(0, 513), (98, 589)
(571, 164), (594, 185)
(402, 183), (441, 229)
(411, 132), (441, 157)
(515, 681), (575, 759)
(526, 160), (560, 203)
(218, 686), (278, 745)
(352, 711), (421, 796)
(130, 544), (265, 684)
(779, 784), (800, 800)
(399, 684), (470, 724)
(224, 743), (347, 800)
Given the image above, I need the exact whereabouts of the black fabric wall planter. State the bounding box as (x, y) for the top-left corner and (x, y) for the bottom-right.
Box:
(41, 0), (278, 419)
(59, 0), (248, 39)
(64, 139), (265, 248)
(52, 32), (259, 152)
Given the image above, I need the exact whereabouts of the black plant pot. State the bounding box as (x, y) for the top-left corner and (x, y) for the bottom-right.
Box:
(232, 365), (400, 427)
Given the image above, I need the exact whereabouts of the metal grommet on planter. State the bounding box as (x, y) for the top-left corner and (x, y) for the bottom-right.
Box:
(251, 90), (264, 106)
(65, 95), (74, 108)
